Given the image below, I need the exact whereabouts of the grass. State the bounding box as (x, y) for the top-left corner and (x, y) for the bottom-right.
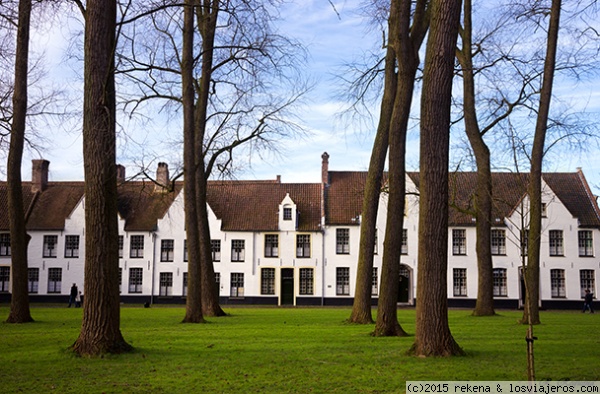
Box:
(0, 306), (598, 393)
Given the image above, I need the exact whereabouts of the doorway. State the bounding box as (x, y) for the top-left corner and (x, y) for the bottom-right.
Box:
(398, 265), (411, 303)
(281, 268), (294, 305)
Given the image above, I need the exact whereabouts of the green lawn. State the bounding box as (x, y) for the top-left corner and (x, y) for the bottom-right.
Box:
(0, 306), (598, 393)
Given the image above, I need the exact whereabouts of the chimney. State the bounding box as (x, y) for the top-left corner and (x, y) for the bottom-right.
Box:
(321, 152), (329, 185)
(31, 159), (49, 193)
(155, 162), (169, 192)
(116, 164), (126, 184)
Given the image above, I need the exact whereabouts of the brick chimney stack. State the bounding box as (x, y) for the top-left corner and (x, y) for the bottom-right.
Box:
(31, 159), (49, 193)
(116, 164), (126, 184)
(321, 152), (329, 186)
(155, 162), (169, 192)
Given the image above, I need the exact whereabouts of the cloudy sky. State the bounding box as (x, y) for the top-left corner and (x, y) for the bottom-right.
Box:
(14, 0), (600, 194)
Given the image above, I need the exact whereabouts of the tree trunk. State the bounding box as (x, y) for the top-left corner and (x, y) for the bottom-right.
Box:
(181, 0), (205, 324)
(372, 0), (428, 337)
(522, 0), (562, 327)
(457, 0), (495, 317)
(349, 47), (395, 325)
(6, 0), (33, 324)
(410, 0), (463, 357)
(71, 0), (132, 356)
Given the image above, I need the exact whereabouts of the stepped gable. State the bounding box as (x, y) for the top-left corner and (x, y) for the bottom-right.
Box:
(543, 172), (600, 228)
(117, 181), (183, 231)
(16, 182), (84, 231)
(207, 179), (322, 231)
(325, 171), (368, 226)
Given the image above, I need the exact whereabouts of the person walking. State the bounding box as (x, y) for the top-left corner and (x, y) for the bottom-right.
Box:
(582, 289), (594, 313)
(69, 283), (78, 308)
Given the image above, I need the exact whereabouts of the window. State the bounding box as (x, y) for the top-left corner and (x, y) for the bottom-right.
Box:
(580, 270), (595, 298)
(372, 267), (378, 296)
(283, 206), (292, 221)
(541, 203), (547, 217)
(159, 272), (173, 296)
(182, 272), (188, 296)
(130, 235), (144, 258)
(160, 239), (174, 262)
(264, 235), (279, 258)
(336, 229), (350, 254)
(550, 269), (566, 298)
(64, 235), (80, 258)
(118, 235), (123, 258)
(299, 268), (314, 295)
(578, 231), (593, 257)
(47, 267), (62, 293)
(27, 268), (39, 293)
(401, 229), (408, 255)
(520, 229), (529, 256)
(493, 268), (507, 297)
(453, 268), (467, 296)
(374, 230), (379, 255)
(231, 240), (245, 262)
(43, 235), (58, 258)
(215, 272), (221, 294)
(491, 230), (506, 255)
(0, 233), (10, 256)
(452, 229), (467, 255)
(0, 266), (9, 292)
(119, 268), (122, 293)
(129, 267), (143, 293)
(184, 240), (188, 262)
(261, 268), (275, 295)
(230, 273), (244, 298)
(549, 230), (564, 256)
(336, 267), (350, 296)
(211, 240), (221, 262)
(296, 234), (311, 258)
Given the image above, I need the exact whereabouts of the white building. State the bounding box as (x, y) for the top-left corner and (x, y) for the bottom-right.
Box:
(0, 154), (598, 309)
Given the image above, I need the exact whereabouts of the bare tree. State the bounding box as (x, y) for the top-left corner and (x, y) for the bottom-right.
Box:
(6, 0), (33, 324)
(409, 0), (463, 356)
(71, 0), (132, 356)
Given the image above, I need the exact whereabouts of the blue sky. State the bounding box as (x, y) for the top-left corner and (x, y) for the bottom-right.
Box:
(15, 0), (600, 194)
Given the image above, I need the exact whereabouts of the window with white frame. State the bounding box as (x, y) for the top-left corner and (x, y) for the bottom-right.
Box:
(336, 229), (350, 254)
(550, 269), (566, 298)
(118, 235), (123, 258)
(128, 267), (143, 293)
(580, 270), (595, 298)
(231, 240), (245, 262)
(64, 235), (80, 258)
(374, 230), (379, 255)
(0, 266), (9, 292)
(493, 268), (507, 297)
(264, 235), (279, 258)
(160, 239), (174, 262)
(548, 230), (564, 256)
(183, 240), (188, 262)
(491, 230), (506, 255)
(28, 268), (39, 293)
(452, 229), (467, 255)
(283, 206), (292, 221)
(296, 234), (311, 258)
(520, 229), (529, 256)
(453, 268), (467, 296)
(372, 267), (378, 296)
(0, 233), (10, 256)
(230, 273), (244, 298)
(130, 235), (144, 258)
(182, 272), (188, 296)
(159, 272), (173, 296)
(336, 267), (350, 296)
(299, 268), (313, 295)
(47, 267), (62, 293)
(578, 230), (593, 257)
(211, 240), (221, 262)
(261, 268), (275, 295)
(549, 230), (564, 256)
(43, 235), (58, 258)
(401, 229), (408, 255)
(118, 268), (122, 293)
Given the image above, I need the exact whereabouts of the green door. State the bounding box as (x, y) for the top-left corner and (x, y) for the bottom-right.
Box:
(281, 268), (294, 305)
(398, 265), (410, 303)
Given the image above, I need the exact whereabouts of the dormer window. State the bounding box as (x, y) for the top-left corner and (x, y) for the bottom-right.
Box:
(283, 206), (292, 221)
